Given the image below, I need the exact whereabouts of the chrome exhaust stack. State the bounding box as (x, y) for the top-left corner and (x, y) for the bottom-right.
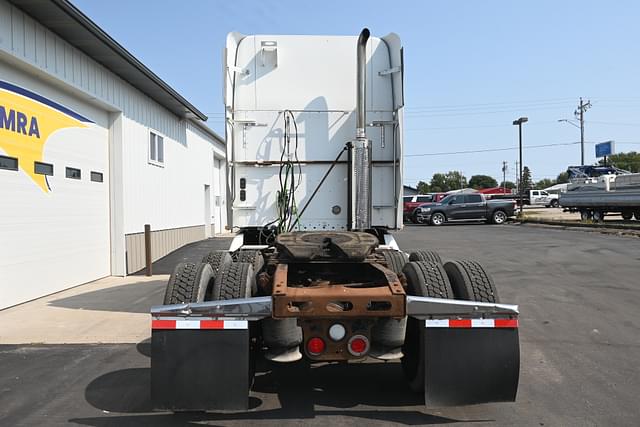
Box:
(350, 28), (372, 231)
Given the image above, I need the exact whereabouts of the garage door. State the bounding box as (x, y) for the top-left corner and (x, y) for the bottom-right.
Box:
(0, 79), (110, 309)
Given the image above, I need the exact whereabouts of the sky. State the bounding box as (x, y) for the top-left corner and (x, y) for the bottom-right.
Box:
(73, 0), (640, 187)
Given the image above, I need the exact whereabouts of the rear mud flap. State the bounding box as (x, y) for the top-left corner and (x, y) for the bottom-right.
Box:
(424, 320), (519, 407)
(151, 318), (250, 411)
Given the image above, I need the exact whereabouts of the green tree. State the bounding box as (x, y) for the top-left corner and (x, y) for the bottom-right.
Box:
(521, 166), (533, 191)
(535, 178), (555, 189)
(416, 180), (430, 194)
(429, 173), (448, 192)
(469, 174), (498, 189)
(556, 171), (569, 184)
(597, 151), (640, 173)
(444, 170), (468, 190)
(500, 180), (516, 190)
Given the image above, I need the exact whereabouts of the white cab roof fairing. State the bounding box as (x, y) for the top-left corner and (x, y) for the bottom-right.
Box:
(224, 32), (404, 231)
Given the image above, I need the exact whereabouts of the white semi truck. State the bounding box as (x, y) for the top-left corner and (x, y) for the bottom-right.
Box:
(150, 29), (520, 411)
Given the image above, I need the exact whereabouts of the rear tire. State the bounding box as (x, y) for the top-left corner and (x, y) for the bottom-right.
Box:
(401, 261), (454, 392)
(409, 250), (442, 264)
(580, 210), (591, 221)
(163, 262), (214, 304)
(622, 210), (633, 221)
(211, 262), (254, 300)
(234, 250), (265, 274)
(491, 209), (508, 225)
(430, 212), (446, 226)
(380, 249), (409, 275)
(593, 210), (605, 222)
(202, 250), (232, 275)
(443, 260), (499, 303)
(373, 250), (409, 354)
(550, 199), (559, 208)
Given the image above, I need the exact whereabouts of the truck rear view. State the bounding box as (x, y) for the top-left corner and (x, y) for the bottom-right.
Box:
(150, 29), (520, 412)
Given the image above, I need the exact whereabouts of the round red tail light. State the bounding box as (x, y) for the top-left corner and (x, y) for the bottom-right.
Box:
(348, 335), (369, 356)
(307, 337), (326, 355)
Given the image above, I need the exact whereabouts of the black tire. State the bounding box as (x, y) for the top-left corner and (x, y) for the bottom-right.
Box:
(380, 249), (409, 275)
(621, 210), (633, 221)
(491, 209), (508, 225)
(211, 262), (254, 300)
(163, 262), (214, 305)
(235, 250), (265, 274)
(401, 261), (454, 392)
(634, 211), (640, 221)
(580, 210), (591, 221)
(593, 210), (605, 222)
(409, 250), (442, 264)
(550, 199), (559, 208)
(443, 260), (499, 303)
(430, 212), (446, 226)
(201, 250), (232, 275)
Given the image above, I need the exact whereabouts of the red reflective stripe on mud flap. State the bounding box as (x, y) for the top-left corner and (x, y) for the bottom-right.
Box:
(152, 319), (176, 329)
(494, 318), (519, 328)
(200, 320), (225, 329)
(449, 319), (472, 328)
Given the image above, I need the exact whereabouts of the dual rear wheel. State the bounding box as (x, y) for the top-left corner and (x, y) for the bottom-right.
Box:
(163, 250), (263, 304)
(401, 254), (500, 392)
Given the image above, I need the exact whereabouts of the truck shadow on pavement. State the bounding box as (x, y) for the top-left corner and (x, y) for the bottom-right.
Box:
(47, 280), (166, 314)
(73, 357), (490, 426)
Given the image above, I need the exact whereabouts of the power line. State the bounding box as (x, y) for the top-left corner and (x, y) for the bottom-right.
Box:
(404, 104), (572, 118)
(405, 97), (575, 112)
(405, 141), (582, 157)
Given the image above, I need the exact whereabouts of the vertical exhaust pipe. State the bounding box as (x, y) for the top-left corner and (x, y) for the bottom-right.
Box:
(356, 28), (370, 139)
(350, 28), (372, 231)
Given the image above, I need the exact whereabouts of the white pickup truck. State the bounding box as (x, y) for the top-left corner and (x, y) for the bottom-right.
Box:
(490, 189), (559, 208)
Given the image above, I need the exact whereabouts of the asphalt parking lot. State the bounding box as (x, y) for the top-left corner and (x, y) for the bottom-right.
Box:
(1, 224), (639, 426)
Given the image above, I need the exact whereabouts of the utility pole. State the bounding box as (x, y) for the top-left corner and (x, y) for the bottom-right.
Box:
(515, 161), (519, 194)
(513, 117), (528, 216)
(502, 161), (507, 193)
(575, 97), (591, 166)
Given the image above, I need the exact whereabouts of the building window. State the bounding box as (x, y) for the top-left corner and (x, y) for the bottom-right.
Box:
(66, 167), (81, 179)
(149, 131), (164, 166)
(0, 155), (18, 171)
(34, 161), (54, 176)
(90, 171), (103, 182)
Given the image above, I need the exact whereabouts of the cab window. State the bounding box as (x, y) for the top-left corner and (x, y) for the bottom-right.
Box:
(416, 195), (434, 202)
(450, 195), (464, 204)
(465, 194), (482, 203)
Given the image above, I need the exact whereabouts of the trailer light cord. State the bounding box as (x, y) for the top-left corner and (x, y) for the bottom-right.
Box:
(275, 110), (303, 234)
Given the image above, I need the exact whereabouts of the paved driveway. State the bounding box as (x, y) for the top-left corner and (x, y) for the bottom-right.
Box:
(1, 226), (639, 426)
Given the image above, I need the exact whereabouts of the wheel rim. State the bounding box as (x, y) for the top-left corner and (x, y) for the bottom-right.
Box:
(432, 214), (443, 225)
(494, 211), (506, 223)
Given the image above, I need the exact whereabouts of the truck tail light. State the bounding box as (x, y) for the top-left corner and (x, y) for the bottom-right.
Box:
(347, 335), (369, 356)
(307, 337), (326, 355)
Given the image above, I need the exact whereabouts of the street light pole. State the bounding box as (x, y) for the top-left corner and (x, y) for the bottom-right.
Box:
(513, 117), (528, 216)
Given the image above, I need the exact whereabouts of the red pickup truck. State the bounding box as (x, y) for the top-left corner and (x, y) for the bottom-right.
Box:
(403, 193), (447, 222)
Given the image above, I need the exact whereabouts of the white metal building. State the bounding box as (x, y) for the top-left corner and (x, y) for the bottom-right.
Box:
(0, 0), (227, 309)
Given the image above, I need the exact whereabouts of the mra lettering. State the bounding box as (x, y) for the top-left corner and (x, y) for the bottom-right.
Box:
(0, 106), (40, 138)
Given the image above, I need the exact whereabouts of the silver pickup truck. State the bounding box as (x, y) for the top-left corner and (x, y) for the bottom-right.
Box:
(414, 193), (517, 225)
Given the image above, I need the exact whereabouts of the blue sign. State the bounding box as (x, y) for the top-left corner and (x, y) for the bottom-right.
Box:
(595, 141), (615, 158)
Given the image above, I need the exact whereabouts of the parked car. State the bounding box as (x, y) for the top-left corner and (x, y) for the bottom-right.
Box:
(414, 193), (517, 225)
(403, 193), (447, 222)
